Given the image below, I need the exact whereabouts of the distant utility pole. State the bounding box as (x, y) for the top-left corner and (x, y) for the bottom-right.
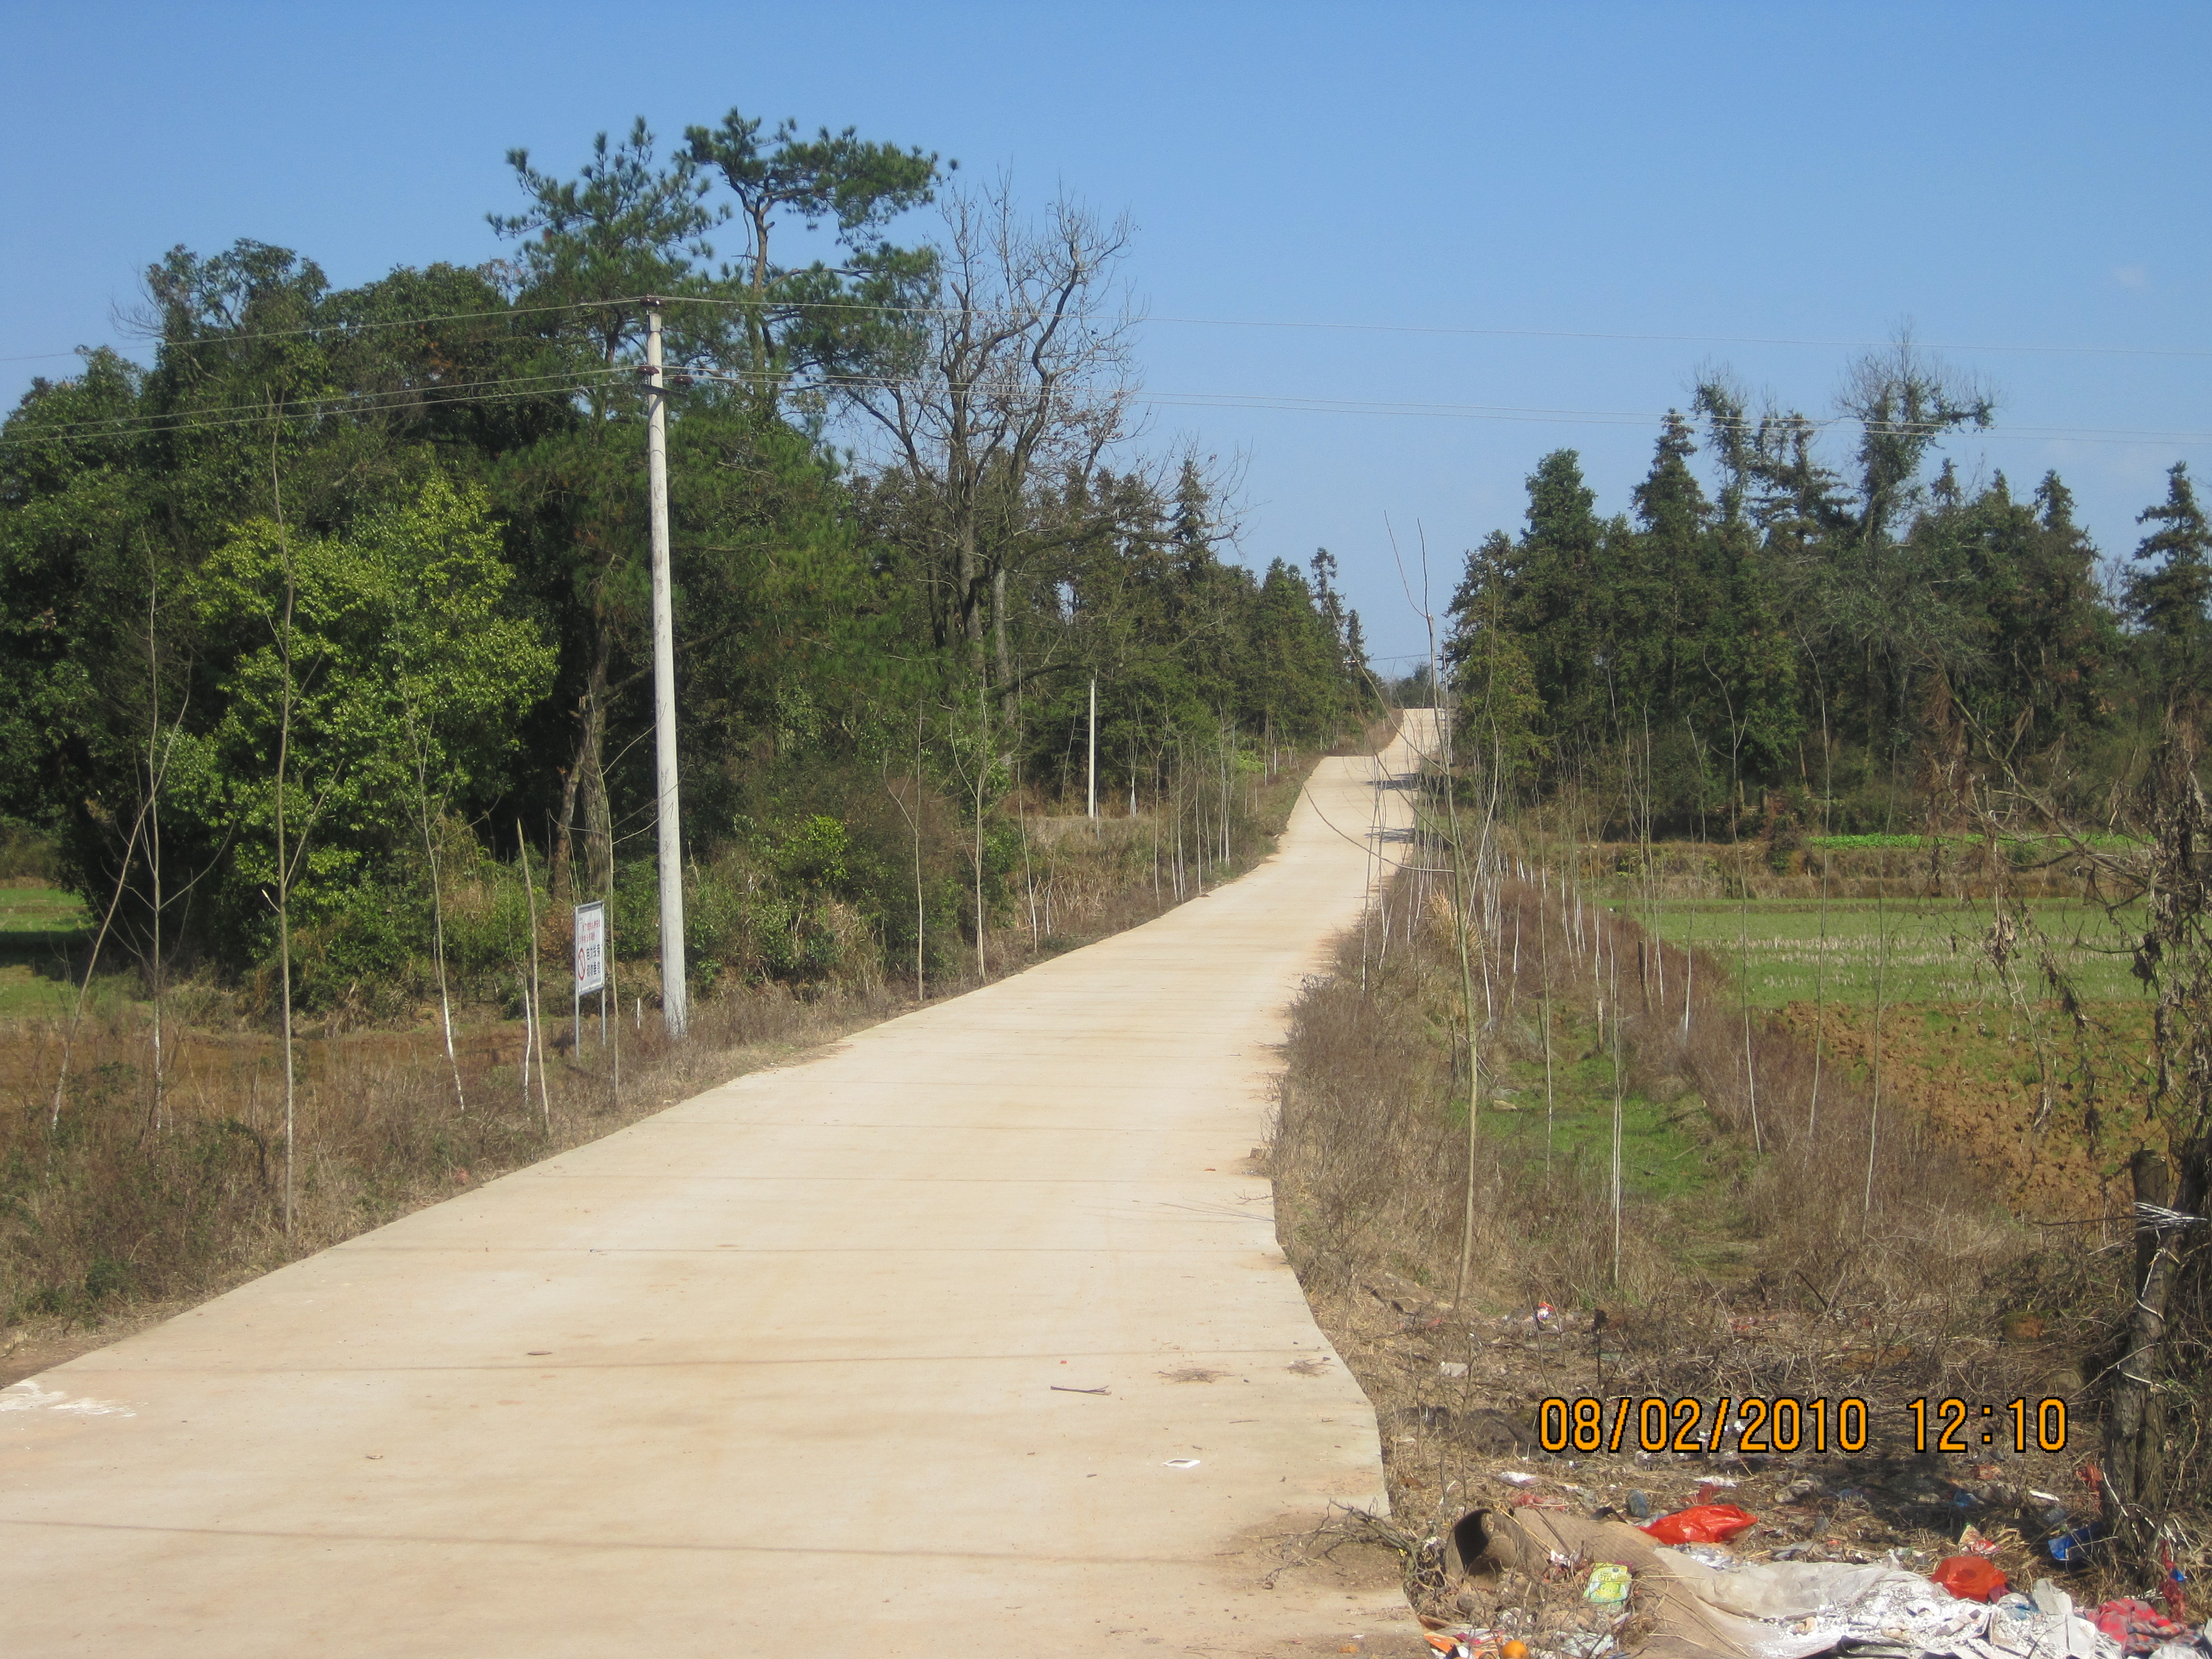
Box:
(1087, 675), (1098, 821)
(644, 301), (688, 1038)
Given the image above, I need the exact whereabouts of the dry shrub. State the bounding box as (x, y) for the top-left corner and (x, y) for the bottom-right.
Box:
(0, 980), (891, 1327)
(1507, 882), (2058, 1404)
(1270, 910), (1683, 1321)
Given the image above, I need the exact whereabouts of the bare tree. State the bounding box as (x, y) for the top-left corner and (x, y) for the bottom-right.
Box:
(517, 823), (553, 1132)
(842, 180), (1139, 685)
(270, 484), (304, 1235)
(398, 694), (464, 1117)
(132, 536), (199, 1138)
(882, 700), (930, 998)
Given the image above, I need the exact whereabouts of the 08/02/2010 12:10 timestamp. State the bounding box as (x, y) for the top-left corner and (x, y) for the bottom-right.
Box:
(1535, 1397), (2069, 1456)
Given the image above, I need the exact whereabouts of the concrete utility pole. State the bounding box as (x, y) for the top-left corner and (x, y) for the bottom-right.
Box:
(644, 302), (688, 1038)
(1087, 675), (1098, 820)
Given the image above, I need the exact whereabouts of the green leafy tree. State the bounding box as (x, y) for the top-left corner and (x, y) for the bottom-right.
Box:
(0, 350), (153, 851)
(177, 475), (553, 969)
(1245, 559), (1344, 741)
(1910, 472), (2116, 765)
(1691, 514), (1801, 789)
(489, 121), (719, 900)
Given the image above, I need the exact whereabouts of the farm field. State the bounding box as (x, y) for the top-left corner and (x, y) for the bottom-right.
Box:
(1609, 893), (2145, 1008)
(1600, 888), (2157, 1220)
(1778, 996), (2153, 1221)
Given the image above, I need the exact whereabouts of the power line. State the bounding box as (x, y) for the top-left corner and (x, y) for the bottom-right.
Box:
(1133, 389), (2212, 447)
(654, 292), (2212, 362)
(7, 355), (2210, 454)
(0, 367), (628, 446)
(662, 363), (2212, 448)
(8, 290), (2211, 366)
(1151, 315), (2212, 362)
(0, 295), (639, 365)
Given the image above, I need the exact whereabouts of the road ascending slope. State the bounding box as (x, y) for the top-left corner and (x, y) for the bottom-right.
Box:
(2, 716), (1434, 1657)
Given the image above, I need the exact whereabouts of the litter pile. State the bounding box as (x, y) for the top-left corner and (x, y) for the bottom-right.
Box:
(1435, 1506), (2212, 1659)
(1303, 1272), (2197, 1654)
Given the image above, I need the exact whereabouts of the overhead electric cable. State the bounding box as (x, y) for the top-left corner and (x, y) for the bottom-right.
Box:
(6, 355), (2209, 452)
(0, 372), (629, 449)
(1131, 389), (2212, 447)
(7, 291), (2208, 364)
(654, 363), (2212, 447)
(651, 292), (2212, 362)
(0, 295), (642, 364)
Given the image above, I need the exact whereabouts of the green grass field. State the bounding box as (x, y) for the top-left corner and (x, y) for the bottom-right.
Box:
(0, 885), (87, 934)
(0, 883), (91, 1018)
(1607, 895), (2145, 1008)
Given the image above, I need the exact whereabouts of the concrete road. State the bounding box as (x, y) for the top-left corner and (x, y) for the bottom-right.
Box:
(2, 717), (1433, 1657)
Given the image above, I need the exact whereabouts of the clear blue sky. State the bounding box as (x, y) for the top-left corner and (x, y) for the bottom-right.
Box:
(5, 2), (2207, 670)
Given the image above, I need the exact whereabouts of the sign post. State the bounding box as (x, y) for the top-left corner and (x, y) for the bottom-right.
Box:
(574, 901), (607, 1054)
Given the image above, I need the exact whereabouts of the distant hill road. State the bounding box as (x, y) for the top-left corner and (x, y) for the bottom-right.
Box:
(1, 714), (1438, 1658)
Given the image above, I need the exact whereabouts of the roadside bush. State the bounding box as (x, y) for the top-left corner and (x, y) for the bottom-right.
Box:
(290, 882), (419, 1017)
(437, 863), (538, 1002)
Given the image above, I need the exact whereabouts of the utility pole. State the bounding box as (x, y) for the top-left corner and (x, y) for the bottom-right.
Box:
(1087, 675), (1098, 821)
(644, 301), (688, 1038)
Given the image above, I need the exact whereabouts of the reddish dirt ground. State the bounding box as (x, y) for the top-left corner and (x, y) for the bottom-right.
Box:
(1774, 1001), (2162, 1225)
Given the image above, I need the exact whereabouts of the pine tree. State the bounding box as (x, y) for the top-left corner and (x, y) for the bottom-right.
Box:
(1445, 531), (1547, 782)
(1172, 459), (1212, 580)
(2125, 463), (2212, 699)
(1632, 413), (1715, 719)
(1512, 449), (1609, 739)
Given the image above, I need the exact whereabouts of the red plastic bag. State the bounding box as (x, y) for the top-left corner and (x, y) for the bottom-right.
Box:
(1931, 1556), (2008, 1603)
(1639, 1503), (1757, 1545)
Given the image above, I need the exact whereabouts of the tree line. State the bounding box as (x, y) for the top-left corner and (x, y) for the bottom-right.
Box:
(0, 111), (1367, 1008)
(1443, 345), (2207, 837)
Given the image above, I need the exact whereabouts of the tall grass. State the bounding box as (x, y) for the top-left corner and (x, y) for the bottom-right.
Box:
(2, 983), (890, 1327)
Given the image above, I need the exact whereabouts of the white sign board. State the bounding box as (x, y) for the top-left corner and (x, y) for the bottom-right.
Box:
(574, 902), (607, 994)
